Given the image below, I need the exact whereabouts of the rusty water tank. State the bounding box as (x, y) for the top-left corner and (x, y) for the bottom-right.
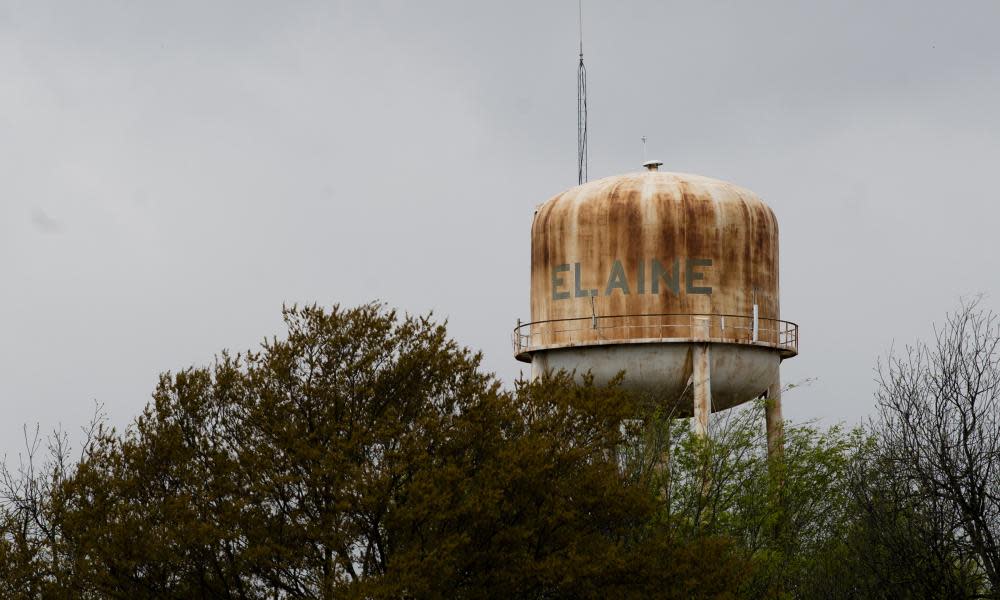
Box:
(514, 165), (798, 419)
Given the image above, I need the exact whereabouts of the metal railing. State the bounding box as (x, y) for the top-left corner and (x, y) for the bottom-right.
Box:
(513, 313), (798, 361)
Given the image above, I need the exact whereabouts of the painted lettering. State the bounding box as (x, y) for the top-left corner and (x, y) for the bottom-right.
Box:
(552, 264), (570, 300)
(604, 260), (630, 296)
(685, 258), (713, 294)
(551, 258), (714, 299)
(574, 262), (597, 297)
(651, 258), (680, 295)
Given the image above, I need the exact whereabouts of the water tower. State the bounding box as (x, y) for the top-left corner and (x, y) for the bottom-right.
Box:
(513, 163), (798, 452)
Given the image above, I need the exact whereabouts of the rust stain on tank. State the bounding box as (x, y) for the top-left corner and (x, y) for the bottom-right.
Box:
(529, 171), (784, 350)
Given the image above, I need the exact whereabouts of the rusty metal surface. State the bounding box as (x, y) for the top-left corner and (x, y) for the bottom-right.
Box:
(527, 171), (785, 352)
(513, 312), (798, 362)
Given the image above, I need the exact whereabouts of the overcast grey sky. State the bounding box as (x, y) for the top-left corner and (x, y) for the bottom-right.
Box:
(2, 1), (999, 459)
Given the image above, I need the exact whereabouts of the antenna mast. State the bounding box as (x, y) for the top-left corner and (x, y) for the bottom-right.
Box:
(577, 0), (588, 185)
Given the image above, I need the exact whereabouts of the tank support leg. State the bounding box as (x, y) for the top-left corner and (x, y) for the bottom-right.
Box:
(765, 375), (784, 459)
(692, 343), (711, 437)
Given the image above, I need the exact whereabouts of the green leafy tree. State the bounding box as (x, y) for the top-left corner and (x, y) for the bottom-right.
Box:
(18, 300), (962, 598)
(1, 303), (752, 598)
(623, 398), (864, 598)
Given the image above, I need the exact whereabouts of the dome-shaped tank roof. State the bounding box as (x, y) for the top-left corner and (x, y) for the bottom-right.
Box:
(535, 171), (775, 221)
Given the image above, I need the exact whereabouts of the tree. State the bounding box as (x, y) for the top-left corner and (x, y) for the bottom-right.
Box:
(57, 302), (508, 598)
(858, 299), (1000, 597)
(0, 411), (106, 599)
(2, 303), (750, 598)
(621, 396), (863, 598)
(12, 300), (923, 598)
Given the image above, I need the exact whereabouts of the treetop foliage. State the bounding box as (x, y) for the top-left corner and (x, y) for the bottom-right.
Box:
(2, 300), (999, 599)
